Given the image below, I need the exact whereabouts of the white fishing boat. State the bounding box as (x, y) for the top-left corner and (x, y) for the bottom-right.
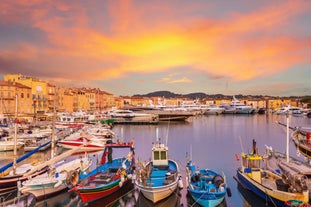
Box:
(20, 153), (91, 200)
(134, 130), (182, 203)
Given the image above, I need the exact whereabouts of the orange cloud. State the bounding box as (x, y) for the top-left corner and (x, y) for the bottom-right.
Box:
(0, 0), (311, 84)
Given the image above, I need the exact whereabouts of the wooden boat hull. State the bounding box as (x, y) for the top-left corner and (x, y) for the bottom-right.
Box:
(75, 179), (125, 203)
(138, 181), (178, 203)
(0, 168), (47, 193)
(235, 169), (309, 206)
(186, 167), (226, 207)
(135, 159), (180, 203)
(20, 184), (67, 201)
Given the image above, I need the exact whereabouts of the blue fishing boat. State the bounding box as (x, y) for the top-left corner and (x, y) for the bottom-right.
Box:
(186, 159), (227, 207)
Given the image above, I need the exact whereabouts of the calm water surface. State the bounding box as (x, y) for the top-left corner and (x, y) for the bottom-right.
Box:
(1, 114), (310, 207)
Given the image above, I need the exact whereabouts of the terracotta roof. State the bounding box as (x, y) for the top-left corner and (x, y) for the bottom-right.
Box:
(0, 81), (31, 89)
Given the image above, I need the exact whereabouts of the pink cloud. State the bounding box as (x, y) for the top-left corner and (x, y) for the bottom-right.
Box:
(0, 0), (311, 85)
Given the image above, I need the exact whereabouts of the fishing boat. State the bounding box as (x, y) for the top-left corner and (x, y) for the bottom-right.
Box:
(0, 138), (24, 152)
(291, 127), (311, 159)
(264, 114), (311, 194)
(24, 137), (51, 151)
(234, 139), (309, 206)
(0, 95), (48, 193)
(134, 136), (182, 203)
(186, 158), (228, 206)
(68, 141), (135, 204)
(57, 137), (107, 151)
(20, 150), (92, 200)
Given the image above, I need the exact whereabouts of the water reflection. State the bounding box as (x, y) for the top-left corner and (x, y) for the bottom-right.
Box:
(186, 191), (227, 207)
(137, 189), (182, 207)
(237, 184), (274, 207)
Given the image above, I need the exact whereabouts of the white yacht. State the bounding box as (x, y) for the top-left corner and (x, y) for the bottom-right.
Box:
(203, 105), (225, 115)
(274, 105), (303, 115)
(230, 96), (255, 114)
(107, 109), (158, 123)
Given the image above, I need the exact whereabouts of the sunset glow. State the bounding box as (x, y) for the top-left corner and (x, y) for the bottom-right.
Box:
(0, 0), (310, 96)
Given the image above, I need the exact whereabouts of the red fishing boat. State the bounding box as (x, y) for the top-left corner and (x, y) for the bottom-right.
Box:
(68, 141), (135, 203)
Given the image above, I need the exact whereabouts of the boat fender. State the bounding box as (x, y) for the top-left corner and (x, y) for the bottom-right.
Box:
(127, 173), (133, 180)
(226, 187), (232, 197)
(54, 179), (62, 188)
(119, 176), (124, 187)
(213, 175), (224, 188)
(178, 176), (184, 189)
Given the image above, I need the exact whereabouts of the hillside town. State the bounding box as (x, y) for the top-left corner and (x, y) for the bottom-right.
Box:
(0, 74), (308, 121)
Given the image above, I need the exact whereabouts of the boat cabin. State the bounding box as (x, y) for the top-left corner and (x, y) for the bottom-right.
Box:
(152, 143), (168, 166)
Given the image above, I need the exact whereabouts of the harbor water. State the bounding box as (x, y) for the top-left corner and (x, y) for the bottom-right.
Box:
(1, 114), (310, 207)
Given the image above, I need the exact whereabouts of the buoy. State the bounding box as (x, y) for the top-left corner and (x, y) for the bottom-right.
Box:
(178, 176), (184, 189)
(235, 154), (240, 161)
(226, 187), (232, 197)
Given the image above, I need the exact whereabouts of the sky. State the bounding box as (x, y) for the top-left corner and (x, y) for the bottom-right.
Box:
(0, 0), (311, 97)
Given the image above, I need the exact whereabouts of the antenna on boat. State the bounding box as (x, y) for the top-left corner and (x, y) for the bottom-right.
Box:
(165, 119), (170, 146)
(156, 127), (159, 143)
(190, 144), (192, 161)
(51, 87), (56, 160)
(238, 136), (244, 154)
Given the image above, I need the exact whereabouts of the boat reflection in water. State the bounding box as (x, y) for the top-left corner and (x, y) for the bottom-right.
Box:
(35, 191), (82, 207)
(237, 184), (275, 207)
(186, 191), (226, 207)
(86, 181), (136, 207)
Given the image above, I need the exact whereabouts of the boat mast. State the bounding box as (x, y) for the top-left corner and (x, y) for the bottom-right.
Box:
(286, 111), (289, 163)
(13, 94), (18, 175)
(51, 87), (56, 159)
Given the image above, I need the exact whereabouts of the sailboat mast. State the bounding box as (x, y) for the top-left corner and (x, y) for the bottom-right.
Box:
(286, 112), (289, 163)
(13, 94), (18, 175)
(51, 87), (56, 159)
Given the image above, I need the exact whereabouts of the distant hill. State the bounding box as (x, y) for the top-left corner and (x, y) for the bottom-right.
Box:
(132, 91), (310, 100)
(133, 91), (221, 99)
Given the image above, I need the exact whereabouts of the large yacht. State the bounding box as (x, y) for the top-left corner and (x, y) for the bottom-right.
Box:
(230, 96), (255, 114)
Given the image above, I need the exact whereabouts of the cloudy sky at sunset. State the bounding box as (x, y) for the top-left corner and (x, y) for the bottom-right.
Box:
(0, 0), (310, 96)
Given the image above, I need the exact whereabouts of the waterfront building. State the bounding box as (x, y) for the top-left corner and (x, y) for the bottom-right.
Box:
(4, 74), (49, 114)
(0, 81), (32, 121)
(57, 87), (74, 112)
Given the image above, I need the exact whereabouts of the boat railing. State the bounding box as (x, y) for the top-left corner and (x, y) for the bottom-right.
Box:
(136, 170), (177, 187)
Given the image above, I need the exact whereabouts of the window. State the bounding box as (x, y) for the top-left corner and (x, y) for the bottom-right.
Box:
(153, 151), (160, 160)
(161, 151), (167, 160)
(21, 93), (24, 98)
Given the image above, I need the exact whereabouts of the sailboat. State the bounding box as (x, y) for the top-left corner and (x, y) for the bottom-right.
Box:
(0, 95), (48, 193)
(134, 129), (182, 203)
(19, 99), (92, 200)
(234, 139), (309, 206)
